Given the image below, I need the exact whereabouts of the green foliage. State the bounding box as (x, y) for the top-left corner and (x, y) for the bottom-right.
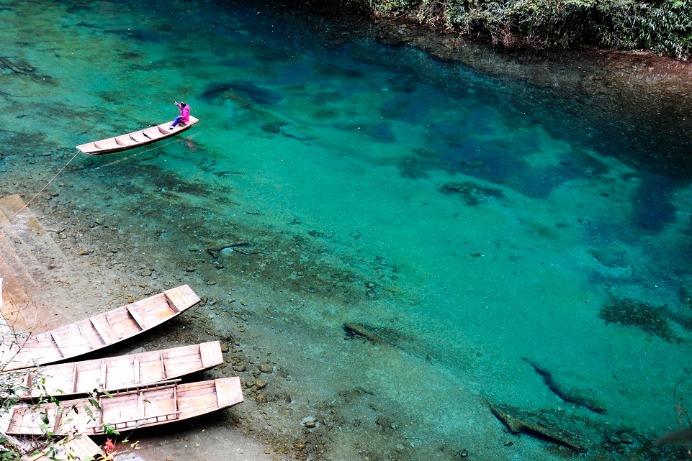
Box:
(335, 0), (691, 59)
(592, 0), (692, 60)
(102, 424), (120, 437)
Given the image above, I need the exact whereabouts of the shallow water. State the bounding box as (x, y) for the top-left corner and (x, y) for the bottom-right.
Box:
(2, 0), (691, 459)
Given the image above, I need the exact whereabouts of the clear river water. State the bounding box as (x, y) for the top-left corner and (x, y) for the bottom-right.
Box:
(1, 0), (691, 460)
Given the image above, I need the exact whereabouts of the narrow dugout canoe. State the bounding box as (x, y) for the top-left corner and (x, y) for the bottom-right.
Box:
(1, 341), (223, 399)
(0, 285), (200, 371)
(4, 377), (243, 436)
(76, 116), (199, 155)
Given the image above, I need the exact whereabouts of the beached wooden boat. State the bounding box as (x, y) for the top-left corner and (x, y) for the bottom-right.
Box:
(4, 377), (243, 436)
(0, 285), (200, 371)
(27, 434), (104, 461)
(1, 341), (223, 399)
(76, 116), (199, 155)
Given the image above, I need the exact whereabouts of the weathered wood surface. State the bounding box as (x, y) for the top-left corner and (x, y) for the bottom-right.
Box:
(27, 434), (104, 461)
(1, 341), (223, 399)
(523, 358), (606, 414)
(4, 377), (243, 436)
(76, 116), (199, 155)
(0, 285), (200, 371)
(487, 400), (588, 453)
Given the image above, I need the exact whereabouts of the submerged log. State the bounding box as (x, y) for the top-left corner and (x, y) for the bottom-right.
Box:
(343, 322), (386, 344)
(523, 358), (607, 414)
(487, 400), (588, 453)
(206, 242), (251, 258)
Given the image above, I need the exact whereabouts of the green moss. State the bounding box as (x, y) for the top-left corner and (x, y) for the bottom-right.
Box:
(599, 296), (677, 342)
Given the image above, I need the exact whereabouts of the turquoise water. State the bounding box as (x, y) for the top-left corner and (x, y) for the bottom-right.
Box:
(2, 0), (691, 459)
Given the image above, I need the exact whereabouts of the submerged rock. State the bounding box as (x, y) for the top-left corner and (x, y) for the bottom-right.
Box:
(440, 181), (504, 206)
(201, 81), (283, 105)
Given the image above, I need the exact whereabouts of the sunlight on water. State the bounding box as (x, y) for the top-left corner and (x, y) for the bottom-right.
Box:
(1, 0), (690, 459)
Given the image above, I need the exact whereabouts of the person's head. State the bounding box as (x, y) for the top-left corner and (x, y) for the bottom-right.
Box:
(181, 102), (187, 107)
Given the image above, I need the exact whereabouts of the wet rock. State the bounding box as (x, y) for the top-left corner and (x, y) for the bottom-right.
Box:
(259, 363), (273, 373)
(255, 392), (268, 403)
(376, 416), (396, 430)
(301, 416), (318, 428)
(293, 440), (307, 450)
(254, 379), (267, 389)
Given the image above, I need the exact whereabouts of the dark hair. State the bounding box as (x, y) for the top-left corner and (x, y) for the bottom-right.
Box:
(181, 102), (186, 106)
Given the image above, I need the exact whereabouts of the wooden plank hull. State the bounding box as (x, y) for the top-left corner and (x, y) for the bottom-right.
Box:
(28, 434), (104, 461)
(76, 116), (199, 155)
(0, 285), (200, 371)
(4, 377), (243, 436)
(1, 341), (223, 399)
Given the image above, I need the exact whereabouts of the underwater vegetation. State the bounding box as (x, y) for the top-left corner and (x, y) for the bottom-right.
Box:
(599, 296), (677, 342)
(260, 121), (288, 135)
(440, 181), (504, 206)
(201, 81), (283, 105)
(0, 56), (56, 85)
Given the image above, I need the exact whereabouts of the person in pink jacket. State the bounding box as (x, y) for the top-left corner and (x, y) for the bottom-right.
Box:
(170, 101), (190, 129)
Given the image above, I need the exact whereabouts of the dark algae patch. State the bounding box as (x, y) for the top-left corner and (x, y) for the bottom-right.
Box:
(440, 181), (504, 206)
(599, 296), (677, 342)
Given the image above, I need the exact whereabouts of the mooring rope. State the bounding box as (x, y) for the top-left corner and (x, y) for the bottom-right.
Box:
(7, 131), (200, 221)
(8, 150), (81, 223)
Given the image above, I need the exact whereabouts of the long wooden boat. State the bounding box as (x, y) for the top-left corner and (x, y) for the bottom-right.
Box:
(4, 377), (243, 436)
(1, 341), (223, 399)
(0, 285), (200, 371)
(76, 115), (199, 155)
(28, 434), (104, 461)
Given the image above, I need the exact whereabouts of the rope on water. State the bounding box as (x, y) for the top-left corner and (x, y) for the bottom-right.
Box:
(8, 150), (81, 223)
(7, 131), (201, 221)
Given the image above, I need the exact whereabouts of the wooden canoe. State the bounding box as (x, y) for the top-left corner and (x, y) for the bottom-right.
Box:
(4, 377), (243, 436)
(1, 341), (223, 399)
(0, 285), (200, 371)
(76, 115), (199, 155)
(27, 434), (104, 461)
